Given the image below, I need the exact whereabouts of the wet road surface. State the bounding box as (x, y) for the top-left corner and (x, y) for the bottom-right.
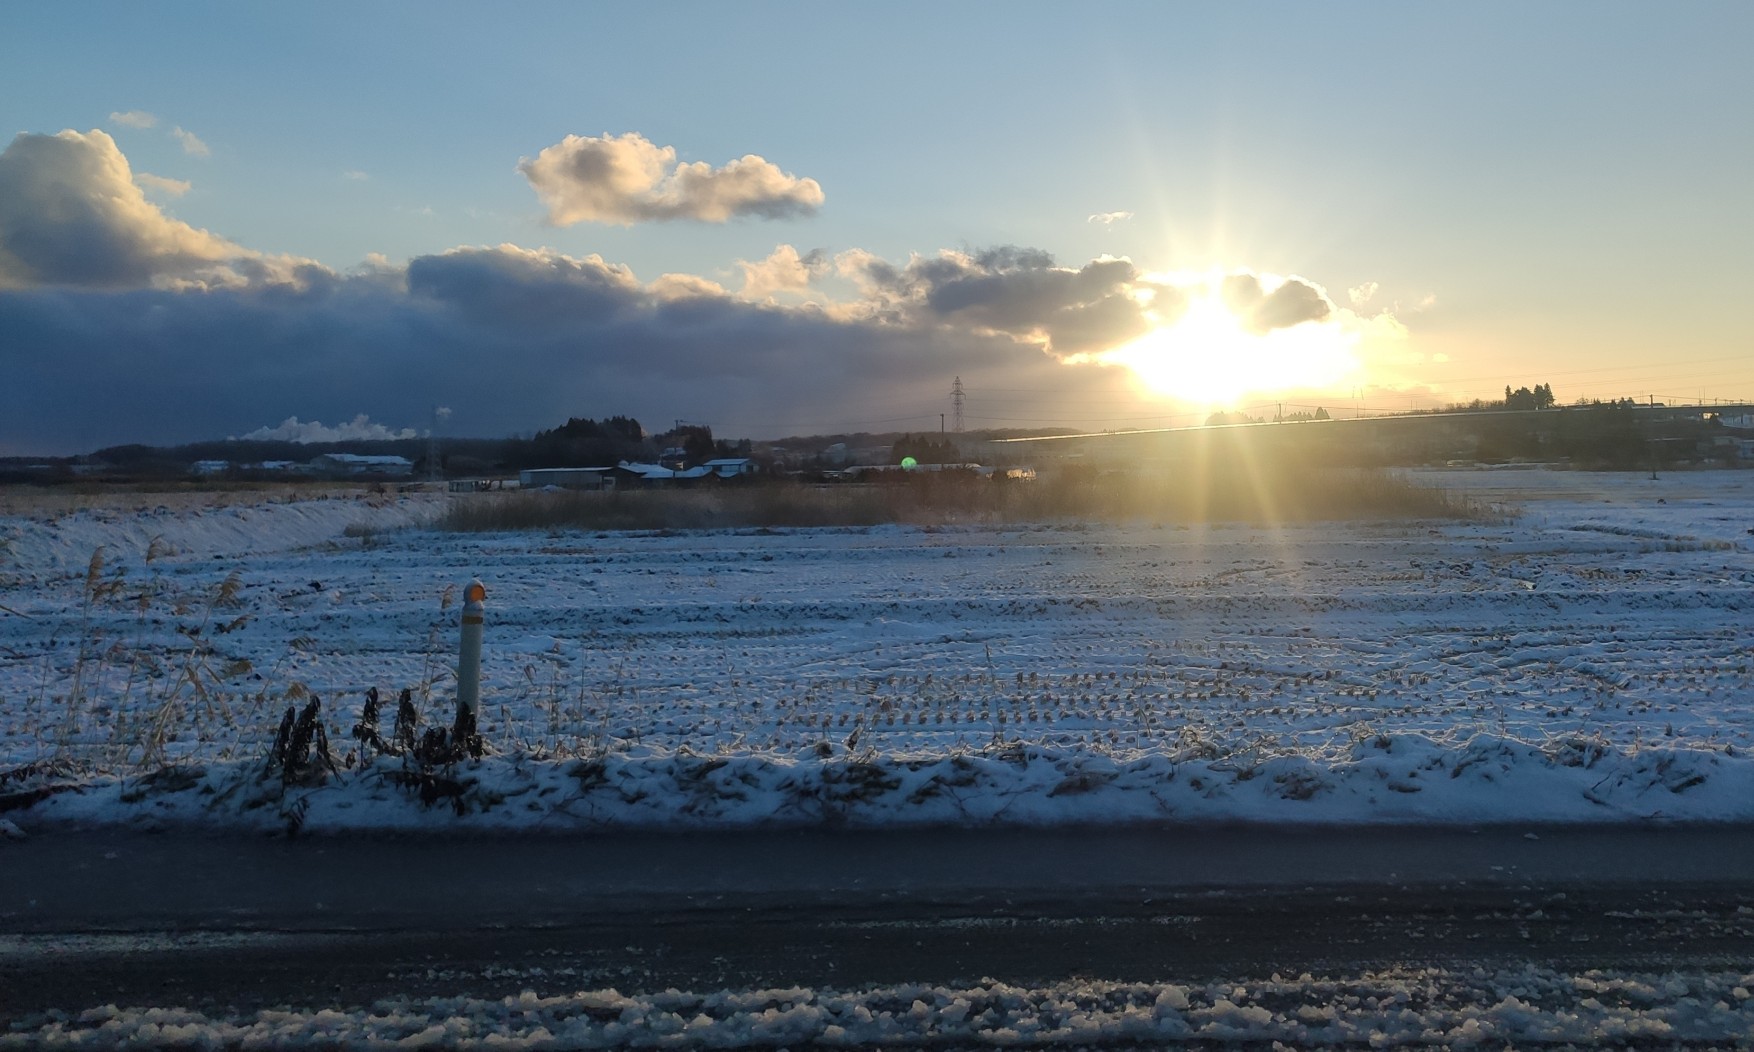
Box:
(4, 824), (1753, 1015)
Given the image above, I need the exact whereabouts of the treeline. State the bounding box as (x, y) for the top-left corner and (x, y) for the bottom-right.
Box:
(1445, 381), (1563, 413)
(12, 416), (758, 483)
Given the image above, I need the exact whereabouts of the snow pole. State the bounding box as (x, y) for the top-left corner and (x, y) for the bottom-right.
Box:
(457, 580), (486, 756)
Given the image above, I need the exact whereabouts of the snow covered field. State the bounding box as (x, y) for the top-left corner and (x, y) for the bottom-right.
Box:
(1, 469), (1751, 832)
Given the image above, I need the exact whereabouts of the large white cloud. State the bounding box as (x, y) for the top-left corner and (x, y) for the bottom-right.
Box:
(518, 132), (824, 226)
(737, 244), (828, 300)
(0, 129), (315, 290)
(0, 130), (243, 289)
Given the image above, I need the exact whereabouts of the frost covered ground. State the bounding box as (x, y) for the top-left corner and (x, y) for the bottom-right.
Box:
(1, 468), (1751, 832)
(8, 967), (1753, 1049)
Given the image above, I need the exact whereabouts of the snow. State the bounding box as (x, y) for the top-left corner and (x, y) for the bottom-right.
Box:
(2, 469), (1752, 833)
(6, 967), (1753, 1047)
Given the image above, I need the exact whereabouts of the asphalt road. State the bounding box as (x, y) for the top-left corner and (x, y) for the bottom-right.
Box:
(4, 824), (1754, 1016)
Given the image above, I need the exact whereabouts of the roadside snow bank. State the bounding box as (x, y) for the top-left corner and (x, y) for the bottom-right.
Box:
(14, 733), (1754, 834)
(9, 967), (1752, 1048)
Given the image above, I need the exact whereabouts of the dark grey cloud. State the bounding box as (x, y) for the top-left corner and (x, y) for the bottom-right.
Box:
(844, 246), (1171, 356)
(1220, 272), (1333, 333)
(519, 132), (824, 226)
(406, 244), (645, 327)
(0, 242), (1059, 454)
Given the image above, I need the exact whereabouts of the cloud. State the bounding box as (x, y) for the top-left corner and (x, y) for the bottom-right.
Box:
(1087, 211), (1133, 225)
(0, 237), (1068, 453)
(135, 172), (191, 198)
(0, 129), (319, 291)
(1219, 272), (1334, 333)
(109, 110), (158, 129)
(737, 244), (828, 300)
(0, 126), (1404, 454)
(171, 126), (210, 157)
(233, 414), (417, 443)
(406, 243), (648, 326)
(840, 245), (1171, 356)
(1348, 281), (1378, 308)
(650, 271), (729, 301)
(342, 170), (369, 181)
(518, 132), (824, 226)
(0, 129), (244, 289)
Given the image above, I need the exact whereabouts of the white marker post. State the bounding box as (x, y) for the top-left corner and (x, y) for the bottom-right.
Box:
(458, 579), (486, 724)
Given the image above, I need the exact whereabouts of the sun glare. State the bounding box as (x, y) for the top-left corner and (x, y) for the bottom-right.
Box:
(1102, 283), (1360, 406)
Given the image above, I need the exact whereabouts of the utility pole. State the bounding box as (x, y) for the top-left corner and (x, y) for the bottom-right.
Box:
(426, 405), (448, 484)
(951, 376), (965, 432)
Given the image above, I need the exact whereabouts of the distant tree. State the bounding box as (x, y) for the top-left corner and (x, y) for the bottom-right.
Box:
(1204, 410), (1263, 426)
(604, 415), (644, 441)
(890, 434), (960, 465)
(1503, 383), (1556, 411)
(653, 424), (716, 466)
(526, 415), (650, 467)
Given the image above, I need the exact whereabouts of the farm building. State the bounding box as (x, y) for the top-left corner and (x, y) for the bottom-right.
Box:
(307, 453), (414, 479)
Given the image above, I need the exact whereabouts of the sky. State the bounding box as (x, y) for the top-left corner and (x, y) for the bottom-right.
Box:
(2, 2), (1750, 455)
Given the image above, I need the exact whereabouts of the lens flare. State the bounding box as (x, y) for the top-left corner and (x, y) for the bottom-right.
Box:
(1100, 284), (1360, 406)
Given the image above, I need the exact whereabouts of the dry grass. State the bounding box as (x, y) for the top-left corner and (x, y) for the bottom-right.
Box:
(440, 467), (1487, 533)
(0, 483), (377, 517)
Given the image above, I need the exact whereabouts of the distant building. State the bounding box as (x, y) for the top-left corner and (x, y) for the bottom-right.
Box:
(615, 461), (708, 484)
(518, 467), (616, 490)
(190, 459), (231, 476)
(307, 453), (414, 479)
(702, 458), (758, 479)
(1713, 436), (1754, 460)
(608, 459), (758, 485)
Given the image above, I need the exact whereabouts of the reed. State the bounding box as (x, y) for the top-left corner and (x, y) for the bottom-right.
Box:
(439, 467), (1487, 533)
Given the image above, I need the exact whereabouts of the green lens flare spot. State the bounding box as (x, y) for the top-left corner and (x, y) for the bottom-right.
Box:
(901, 456), (918, 469)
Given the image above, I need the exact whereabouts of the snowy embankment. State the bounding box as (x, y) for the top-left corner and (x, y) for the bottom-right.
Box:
(0, 489), (440, 578)
(2, 469), (1752, 834)
(16, 730), (1754, 834)
(9, 967), (1753, 1048)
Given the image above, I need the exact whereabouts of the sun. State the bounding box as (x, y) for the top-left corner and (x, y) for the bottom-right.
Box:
(1101, 282), (1360, 406)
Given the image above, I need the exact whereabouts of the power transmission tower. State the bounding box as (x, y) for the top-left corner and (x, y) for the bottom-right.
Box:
(951, 376), (965, 432)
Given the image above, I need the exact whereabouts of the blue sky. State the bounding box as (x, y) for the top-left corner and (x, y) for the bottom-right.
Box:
(2, 2), (1750, 453)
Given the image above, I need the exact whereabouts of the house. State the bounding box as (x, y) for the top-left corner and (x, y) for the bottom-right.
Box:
(702, 458), (757, 479)
(307, 453), (414, 479)
(190, 459), (231, 476)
